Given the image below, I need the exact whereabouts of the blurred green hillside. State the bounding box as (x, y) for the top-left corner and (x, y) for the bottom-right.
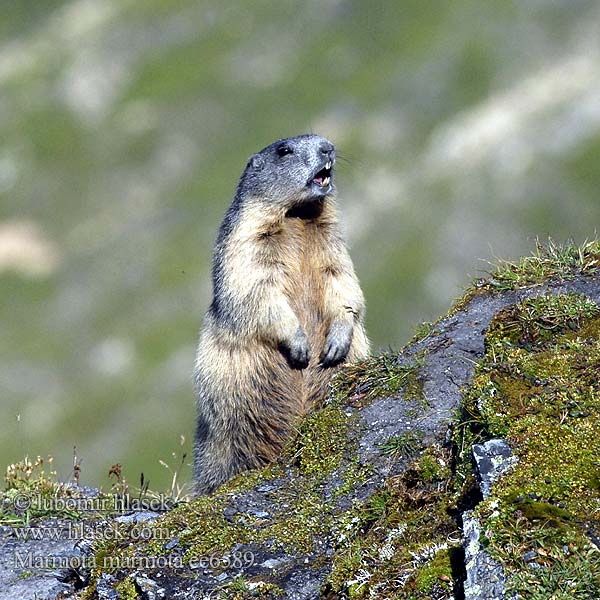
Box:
(2, 0), (600, 489)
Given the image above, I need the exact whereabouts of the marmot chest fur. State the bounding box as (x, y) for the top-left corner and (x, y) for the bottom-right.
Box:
(193, 134), (369, 494)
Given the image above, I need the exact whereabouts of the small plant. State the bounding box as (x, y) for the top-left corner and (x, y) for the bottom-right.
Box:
(332, 353), (424, 405)
(17, 570), (34, 580)
(411, 321), (434, 343)
(217, 576), (253, 599)
(157, 434), (192, 503)
(71, 446), (82, 486)
(108, 463), (128, 497)
(416, 447), (451, 484)
(485, 238), (600, 291)
(362, 490), (393, 522)
(489, 294), (599, 348)
(0, 455), (103, 524)
(379, 431), (424, 457)
(5, 455), (57, 492)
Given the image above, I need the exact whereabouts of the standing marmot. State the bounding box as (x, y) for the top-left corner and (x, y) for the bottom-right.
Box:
(193, 134), (369, 494)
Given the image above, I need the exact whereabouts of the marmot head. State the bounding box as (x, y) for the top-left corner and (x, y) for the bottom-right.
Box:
(237, 134), (336, 210)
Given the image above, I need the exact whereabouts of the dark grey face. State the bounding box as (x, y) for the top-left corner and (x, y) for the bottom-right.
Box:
(238, 134), (336, 207)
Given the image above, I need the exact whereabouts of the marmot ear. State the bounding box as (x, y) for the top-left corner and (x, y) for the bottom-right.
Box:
(250, 154), (265, 171)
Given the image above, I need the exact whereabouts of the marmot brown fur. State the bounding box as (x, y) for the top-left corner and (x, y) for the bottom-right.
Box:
(193, 134), (369, 494)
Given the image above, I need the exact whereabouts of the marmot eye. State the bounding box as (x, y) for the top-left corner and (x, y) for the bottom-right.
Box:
(276, 145), (293, 157)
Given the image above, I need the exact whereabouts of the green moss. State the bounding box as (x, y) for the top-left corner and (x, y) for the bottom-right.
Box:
(138, 403), (364, 561)
(414, 550), (453, 593)
(512, 498), (573, 530)
(326, 444), (462, 599)
(287, 403), (351, 478)
(573, 315), (600, 340)
(93, 392), (371, 575)
(332, 459), (373, 499)
(17, 570), (34, 580)
(175, 496), (250, 561)
(115, 577), (139, 600)
(416, 446), (452, 484)
(262, 491), (333, 551)
(464, 292), (600, 597)
(486, 293), (599, 349)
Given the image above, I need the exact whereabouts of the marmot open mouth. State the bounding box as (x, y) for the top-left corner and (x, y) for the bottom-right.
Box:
(309, 160), (333, 189)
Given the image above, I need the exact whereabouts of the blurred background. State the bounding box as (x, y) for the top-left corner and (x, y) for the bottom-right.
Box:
(2, 0), (600, 490)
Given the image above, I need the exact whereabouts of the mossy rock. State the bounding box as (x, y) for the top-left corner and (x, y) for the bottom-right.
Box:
(465, 291), (600, 597)
(5, 240), (600, 599)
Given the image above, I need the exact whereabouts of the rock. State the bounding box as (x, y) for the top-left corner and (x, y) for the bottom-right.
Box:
(4, 273), (600, 598)
(462, 438), (517, 598)
(163, 537), (179, 551)
(472, 439), (517, 499)
(521, 550), (537, 562)
(135, 574), (166, 599)
(114, 511), (161, 525)
(96, 573), (119, 600)
(249, 510), (270, 519)
(462, 513), (507, 600)
(0, 518), (86, 600)
(282, 566), (329, 600)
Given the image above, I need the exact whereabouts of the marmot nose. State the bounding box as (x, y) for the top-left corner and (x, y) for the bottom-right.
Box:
(318, 141), (335, 158)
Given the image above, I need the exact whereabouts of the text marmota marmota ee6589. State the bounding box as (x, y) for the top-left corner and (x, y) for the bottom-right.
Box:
(193, 134), (369, 494)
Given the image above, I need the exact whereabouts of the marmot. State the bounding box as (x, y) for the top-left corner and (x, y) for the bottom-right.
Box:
(193, 134), (369, 494)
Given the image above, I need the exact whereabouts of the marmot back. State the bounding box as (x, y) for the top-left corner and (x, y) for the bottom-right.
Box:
(193, 134), (369, 494)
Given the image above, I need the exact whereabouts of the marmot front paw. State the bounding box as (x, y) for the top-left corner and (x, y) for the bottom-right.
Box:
(320, 321), (353, 368)
(280, 328), (311, 369)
